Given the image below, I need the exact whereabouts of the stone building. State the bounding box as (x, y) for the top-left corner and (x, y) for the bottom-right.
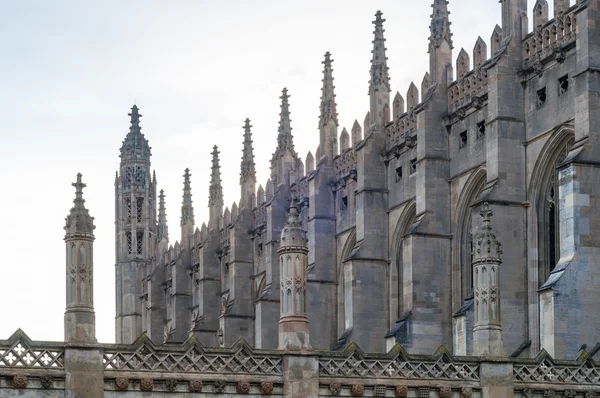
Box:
(1, 0), (600, 397)
(112, 0), (599, 361)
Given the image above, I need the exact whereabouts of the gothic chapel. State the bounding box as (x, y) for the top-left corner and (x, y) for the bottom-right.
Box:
(111, 0), (600, 361)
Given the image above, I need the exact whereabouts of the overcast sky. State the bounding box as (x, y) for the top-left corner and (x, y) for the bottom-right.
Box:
(0, 1), (564, 344)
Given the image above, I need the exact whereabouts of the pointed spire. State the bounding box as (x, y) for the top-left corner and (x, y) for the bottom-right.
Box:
(340, 128), (350, 152)
(158, 189), (169, 242)
(64, 173), (95, 236)
(393, 92), (405, 119)
(352, 120), (362, 144)
(305, 152), (315, 173)
(319, 52), (339, 129)
(364, 111), (371, 131)
(240, 118), (256, 185)
(369, 10), (390, 92)
(209, 145), (224, 208)
(120, 104), (151, 162)
(181, 168), (194, 227)
(428, 0), (453, 52)
(407, 82), (420, 109)
(276, 88), (295, 154)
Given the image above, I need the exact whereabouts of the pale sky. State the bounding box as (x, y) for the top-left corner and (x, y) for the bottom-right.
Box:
(0, 1), (559, 344)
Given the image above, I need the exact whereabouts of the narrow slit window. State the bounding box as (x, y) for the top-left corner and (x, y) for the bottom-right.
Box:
(459, 131), (468, 148)
(410, 159), (417, 175)
(537, 87), (547, 108)
(559, 75), (569, 95)
(126, 231), (132, 255)
(136, 198), (143, 223)
(125, 198), (132, 225)
(395, 166), (403, 182)
(136, 231), (144, 255)
(477, 121), (486, 139)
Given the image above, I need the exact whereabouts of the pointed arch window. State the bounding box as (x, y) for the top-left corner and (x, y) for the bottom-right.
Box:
(136, 197), (143, 223)
(125, 198), (132, 225)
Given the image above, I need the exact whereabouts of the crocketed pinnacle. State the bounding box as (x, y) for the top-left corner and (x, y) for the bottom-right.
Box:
(369, 10), (390, 93)
(428, 0), (453, 52)
(319, 52), (338, 128)
(181, 168), (194, 227)
(158, 189), (169, 242)
(280, 192), (307, 248)
(209, 145), (224, 208)
(473, 203), (502, 262)
(64, 173), (95, 237)
(240, 118), (256, 184)
(120, 104), (151, 162)
(273, 88), (297, 158)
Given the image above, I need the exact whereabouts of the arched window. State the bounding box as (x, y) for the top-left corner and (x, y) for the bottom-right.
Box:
(338, 230), (356, 334)
(390, 202), (416, 326)
(539, 137), (573, 283)
(452, 168), (486, 311)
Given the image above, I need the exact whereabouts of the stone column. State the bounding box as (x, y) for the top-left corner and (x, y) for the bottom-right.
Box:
(63, 174), (104, 398)
(472, 203), (504, 356)
(64, 173), (97, 344)
(278, 195), (311, 350)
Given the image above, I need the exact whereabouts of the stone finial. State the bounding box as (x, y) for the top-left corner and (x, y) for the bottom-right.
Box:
(120, 104), (151, 162)
(473, 203), (502, 262)
(158, 189), (169, 243)
(257, 184), (265, 203)
(181, 168), (194, 227)
(491, 25), (503, 56)
(393, 92), (405, 119)
(64, 173), (95, 237)
(240, 118), (256, 185)
(369, 10), (390, 92)
(319, 51), (339, 128)
(305, 151), (315, 173)
(473, 36), (487, 67)
(428, 0), (453, 52)
(223, 207), (231, 226)
(554, 0), (569, 17)
(266, 178), (274, 200)
(274, 88), (295, 156)
(407, 82), (419, 109)
(231, 201), (238, 220)
(364, 111), (371, 132)
(421, 72), (431, 97)
(533, 0), (549, 27)
(340, 128), (350, 152)
(456, 48), (470, 78)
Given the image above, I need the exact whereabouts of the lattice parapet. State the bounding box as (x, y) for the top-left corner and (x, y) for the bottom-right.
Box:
(103, 341), (283, 375)
(448, 68), (489, 113)
(0, 340), (64, 369)
(514, 358), (600, 386)
(523, 6), (577, 65)
(319, 349), (479, 381)
(253, 202), (267, 230)
(334, 149), (357, 183)
(385, 112), (417, 152)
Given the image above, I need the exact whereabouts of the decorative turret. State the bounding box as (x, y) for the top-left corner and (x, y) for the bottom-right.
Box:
(271, 88), (300, 186)
(278, 193), (310, 350)
(428, 0), (454, 85)
(120, 105), (151, 164)
(64, 173), (96, 343)
(240, 118), (257, 209)
(319, 52), (339, 160)
(472, 203), (504, 356)
(209, 146), (224, 227)
(368, 11), (391, 130)
(181, 168), (194, 247)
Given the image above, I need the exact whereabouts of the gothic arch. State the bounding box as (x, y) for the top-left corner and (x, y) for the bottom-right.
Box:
(452, 167), (487, 312)
(337, 229), (356, 334)
(389, 201), (416, 327)
(527, 125), (574, 352)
